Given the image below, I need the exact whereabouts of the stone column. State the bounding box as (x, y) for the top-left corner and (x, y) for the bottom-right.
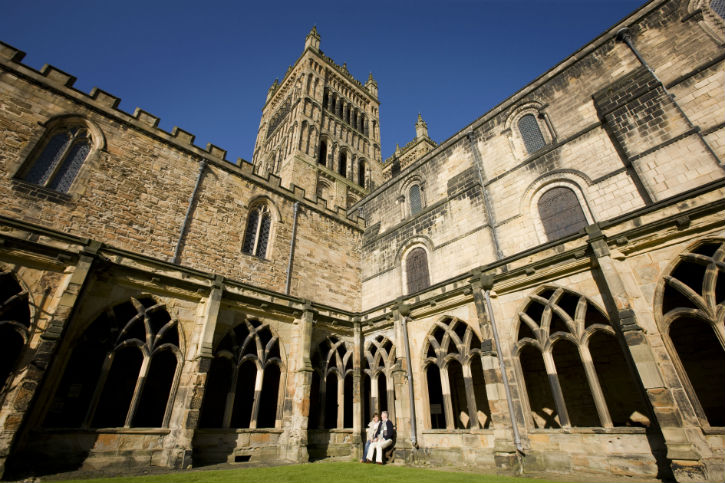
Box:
(470, 275), (523, 472)
(283, 301), (314, 463)
(391, 303), (416, 460)
(586, 224), (706, 482)
(161, 275), (223, 469)
(352, 319), (363, 458)
(0, 240), (100, 477)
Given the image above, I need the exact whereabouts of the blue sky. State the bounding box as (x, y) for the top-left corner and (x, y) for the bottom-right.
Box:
(1, 0), (645, 163)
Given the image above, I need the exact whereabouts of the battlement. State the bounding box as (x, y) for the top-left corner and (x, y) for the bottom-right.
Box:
(0, 40), (365, 230)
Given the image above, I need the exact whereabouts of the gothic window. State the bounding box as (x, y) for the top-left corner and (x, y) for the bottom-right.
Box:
(0, 271), (30, 395)
(406, 247), (430, 294)
(514, 287), (650, 429)
(658, 240), (725, 427)
(409, 185), (422, 216)
(310, 336), (353, 429)
(422, 317), (491, 429)
(363, 335), (396, 422)
(242, 204), (272, 258)
(44, 297), (181, 428)
(199, 319), (284, 428)
(318, 139), (328, 166)
(20, 125), (93, 193)
(711, 0), (725, 19)
(518, 114), (546, 154)
(357, 159), (366, 187)
(339, 151), (347, 177)
(538, 187), (588, 241)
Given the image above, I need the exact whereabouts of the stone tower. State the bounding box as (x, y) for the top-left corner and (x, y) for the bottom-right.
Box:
(252, 27), (383, 210)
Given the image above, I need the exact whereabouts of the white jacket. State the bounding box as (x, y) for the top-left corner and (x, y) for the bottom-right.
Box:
(366, 420), (380, 441)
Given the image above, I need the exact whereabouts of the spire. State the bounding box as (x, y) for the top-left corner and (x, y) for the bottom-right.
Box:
(415, 112), (428, 139)
(305, 26), (321, 51)
(365, 72), (378, 98)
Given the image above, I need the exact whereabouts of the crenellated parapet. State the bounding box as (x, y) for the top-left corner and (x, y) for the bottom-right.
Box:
(0, 40), (365, 230)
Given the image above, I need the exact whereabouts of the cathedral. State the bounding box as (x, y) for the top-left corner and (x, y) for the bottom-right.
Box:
(0, 0), (723, 481)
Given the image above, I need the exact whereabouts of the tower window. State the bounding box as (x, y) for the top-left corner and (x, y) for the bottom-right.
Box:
(537, 187), (587, 241)
(22, 126), (92, 193)
(357, 159), (366, 187)
(409, 185), (422, 216)
(339, 152), (347, 177)
(406, 247), (430, 294)
(318, 140), (328, 166)
(518, 114), (546, 154)
(242, 204), (272, 258)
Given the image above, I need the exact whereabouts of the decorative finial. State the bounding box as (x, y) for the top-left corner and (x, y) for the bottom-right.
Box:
(395, 143), (401, 154)
(368, 72), (374, 82)
(308, 25), (320, 39)
(417, 112), (423, 123)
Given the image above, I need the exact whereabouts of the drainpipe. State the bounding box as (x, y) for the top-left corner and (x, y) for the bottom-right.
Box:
(397, 303), (418, 448)
(481, 276), (523, 453)
(172, 159), (207, 264)
(617, 28), (722, 167)
(285, 202), (300, 295)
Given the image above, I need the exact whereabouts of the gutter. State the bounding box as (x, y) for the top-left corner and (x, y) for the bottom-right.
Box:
(285, 202), (300, 294)
(172, 160), (207, 264)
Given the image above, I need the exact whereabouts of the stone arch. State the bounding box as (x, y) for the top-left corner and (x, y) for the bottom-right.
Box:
(512, 286), (650, 429)
(363, 334), (397, 422)
(0, 270), (32, 398)
(399, 175), (427, 218)
(421, 316), (490, 430)
(653, 238), (725, 427)
(199, 318), (286, 429)
(503, 101), (556, 159)
(311, 335), (353, 429)
(43, 295), (182, 428)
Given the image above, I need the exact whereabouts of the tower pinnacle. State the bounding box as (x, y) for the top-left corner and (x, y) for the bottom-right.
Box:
(416, 112), (428, 139)
(305, 26), (321, 51)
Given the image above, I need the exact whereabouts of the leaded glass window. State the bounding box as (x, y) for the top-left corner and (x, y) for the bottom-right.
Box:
(242, 205), (272, 258)
(406, 247), (430, 294)
(409, 185), (422, 216)
(23, 127), (91, 192)
(711, 0), (725, 20)
(518, 114), (546, 154)
(537, 187), (588, 241)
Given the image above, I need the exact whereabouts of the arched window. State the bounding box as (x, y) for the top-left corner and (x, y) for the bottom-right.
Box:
(406, 247), (430, 294)
(339, 151), (347, 177)
(538, 187), (588, 241)
(514, 287), (650, 429)
(199, 319), (283, 428)
(44, 296), (181, 428)
(518, 114), (546, 154)
(409, 185), (422, 216)
(318, 139), (328, 166)
(0, 271), (31, 393)
(242, 204), (272, 258)
(357, 159), (366, 187)
(659, 241), (725, 427)
(422, 317), (491, 429)
(20, 124), (93, 193)
(363, 335), (396, 422)
(311, 336), (352, 429)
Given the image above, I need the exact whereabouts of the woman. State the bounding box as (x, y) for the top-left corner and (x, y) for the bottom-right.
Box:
(361, 413), (380, 463)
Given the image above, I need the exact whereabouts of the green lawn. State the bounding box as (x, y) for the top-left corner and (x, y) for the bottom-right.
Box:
(44, 461), (581, 483)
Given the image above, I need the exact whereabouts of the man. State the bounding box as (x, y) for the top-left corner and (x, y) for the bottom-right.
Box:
(365, 410), (394, 464)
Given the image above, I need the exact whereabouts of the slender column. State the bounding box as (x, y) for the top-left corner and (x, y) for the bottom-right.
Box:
(578, 345), (613, 428)
(440, 368), (455, 429)
(337, 373), (344, 429)
(542, 350), (570, 427)
(352, 320), (363, 456)
(249, 368), (265, 429)
(462, 363), (480, 429)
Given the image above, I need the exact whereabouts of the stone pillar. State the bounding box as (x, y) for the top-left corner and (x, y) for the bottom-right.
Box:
(161, 275), (224, 469)
(470, 275), (523, 472)
(283, 301), (314, 463)
(586, 224), (706, 482)
(0, 240), (100, 477)
(391, 304), (416, 460)
(352, 319), (363, 458)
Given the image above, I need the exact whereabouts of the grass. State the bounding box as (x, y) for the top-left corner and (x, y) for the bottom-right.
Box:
(43, 461), (583, 483)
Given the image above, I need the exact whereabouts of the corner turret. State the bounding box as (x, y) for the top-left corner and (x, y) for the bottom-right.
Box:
(305, 26), (321, 52)
(415, 112), (428, 139)
(365, 72), (378, 99)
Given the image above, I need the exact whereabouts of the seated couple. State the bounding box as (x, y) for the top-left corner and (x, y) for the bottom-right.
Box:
(361, 411), (395, 464)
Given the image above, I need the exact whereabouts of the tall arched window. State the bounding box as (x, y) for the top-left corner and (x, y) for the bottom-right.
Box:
(422, 317), (491, 429)
(406, 247), (430, 294)
(44, 296), (181, 428)
(363, 335), (396, 423)
(514, 287), (650, 429)
(357, 159), (366, 187)
(518, 114), (546, 154)
(20, 124), (93, 193)
(318, 139), (328, 166)
(409, 185), (422, 216)
(658, 240), (725, 427)
(0, 271), (31, 394)
(199, 319), (284, 429)
(339, 151), (347, 177)
(242, 204), (272, 258)
(538, 187), (588, 241)
(311, 336), (352, 429)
